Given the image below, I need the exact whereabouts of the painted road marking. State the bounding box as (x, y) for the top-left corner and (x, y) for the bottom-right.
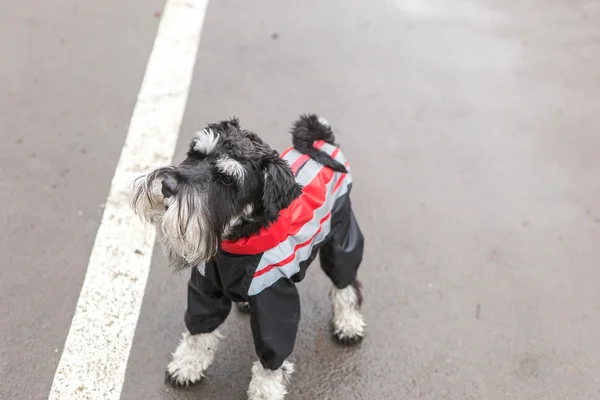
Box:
(48, 0), (209, 398)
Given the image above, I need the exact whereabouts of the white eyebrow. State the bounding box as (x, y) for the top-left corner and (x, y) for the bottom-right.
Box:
(192, 128), (219, 154)
(216, 157), (245, 180)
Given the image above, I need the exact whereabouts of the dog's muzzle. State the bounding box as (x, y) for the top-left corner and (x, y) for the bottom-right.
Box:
(161, 176), (178, 199)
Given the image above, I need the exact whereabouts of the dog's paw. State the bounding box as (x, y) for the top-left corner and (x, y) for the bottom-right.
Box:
(247, 361), (293, 400)
(164, 331), (223, 388)
(330, 284), (365, 346)
(236, 301), (251, 314)
(164, 368), (202, 388)
(332, 324), (364, 346)
(331, 306), (365, 346)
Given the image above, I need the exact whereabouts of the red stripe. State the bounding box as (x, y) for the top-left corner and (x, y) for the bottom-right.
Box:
(221, 140), (343, 255)
(290, 154), (310, 174)
(289, 141), (331, 174)
(332, 162), (350, 193)
(314, 140), (326, 149)
(288, 143), (339, 177)
(280, 146), (294, 158)
(253, 212), (331, 278)
(281, 141), (327, 162)
(221, 166), (335, 254)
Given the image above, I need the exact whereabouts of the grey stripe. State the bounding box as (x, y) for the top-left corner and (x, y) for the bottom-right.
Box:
(295, 157), (324, 187)
(319, 142), (339, 157)
(319, 142), (353, 187)
(294, 143), (352, 187)
(282, 148), (303, 165)
(246, 142), (354, 295)
(248, 175), (351, 296)
(249, 216), (333, 295)
(322, 142), (352, 172)
(285, 142), (348, 174)
(252, 166), (335, 272)
(320, 142), (346, 163)
(251, 144), (351, 277)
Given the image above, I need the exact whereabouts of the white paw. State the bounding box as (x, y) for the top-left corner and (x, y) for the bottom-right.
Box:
(330, 285), (365, 345)
(165, 330), (223, 388)
(247, 360), (294, 400)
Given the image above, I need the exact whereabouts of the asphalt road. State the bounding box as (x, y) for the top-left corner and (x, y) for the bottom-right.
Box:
(2, 0), (600, 399)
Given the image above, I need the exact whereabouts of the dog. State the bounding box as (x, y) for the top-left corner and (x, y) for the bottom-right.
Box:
(130, 114), (365, 400)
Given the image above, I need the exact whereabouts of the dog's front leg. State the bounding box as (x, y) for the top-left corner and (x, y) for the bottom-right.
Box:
(165, 330), (223, 387)
(247, 360), (294, 400)
(165, 265), (232, 387)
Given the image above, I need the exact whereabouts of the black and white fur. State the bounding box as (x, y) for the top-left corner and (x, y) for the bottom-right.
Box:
(131, 115), (365, 400)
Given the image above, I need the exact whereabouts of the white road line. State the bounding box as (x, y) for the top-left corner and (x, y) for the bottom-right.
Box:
(48, 1), (209, 398)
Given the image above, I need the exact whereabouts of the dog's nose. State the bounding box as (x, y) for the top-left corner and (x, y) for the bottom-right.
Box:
(161, 177), (178, 198)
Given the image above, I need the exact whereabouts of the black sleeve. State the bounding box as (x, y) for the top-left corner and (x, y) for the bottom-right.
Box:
(184, 263), (232, 335)
(247, 278), (301, 370)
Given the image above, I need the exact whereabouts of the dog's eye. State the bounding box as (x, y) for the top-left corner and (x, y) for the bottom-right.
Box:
(220, 175), (233, 185)
(187, 150), (205, 161)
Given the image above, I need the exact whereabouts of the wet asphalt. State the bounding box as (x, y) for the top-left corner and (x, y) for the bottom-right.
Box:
(2, 0), (600, 399)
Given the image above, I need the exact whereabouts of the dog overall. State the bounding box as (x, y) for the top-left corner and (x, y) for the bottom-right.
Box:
(184, 141), (364, 371)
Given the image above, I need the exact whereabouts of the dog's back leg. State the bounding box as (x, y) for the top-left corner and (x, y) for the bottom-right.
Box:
(319, 198), (366, 345)
(236, 301), (251, 313)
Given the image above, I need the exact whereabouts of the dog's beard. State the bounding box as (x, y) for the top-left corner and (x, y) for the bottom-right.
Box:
(159, 189), (219, 267)
(131, 168), (219, 269)
(130, 167), (172, 225)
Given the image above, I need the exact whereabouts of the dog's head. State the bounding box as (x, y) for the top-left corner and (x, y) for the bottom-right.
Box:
(131, 118), (302, 269)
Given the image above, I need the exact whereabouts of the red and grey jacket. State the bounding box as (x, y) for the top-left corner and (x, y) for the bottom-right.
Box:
(185, 141), (364, 370)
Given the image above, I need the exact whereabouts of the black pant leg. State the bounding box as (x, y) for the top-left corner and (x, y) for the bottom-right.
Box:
(184, 264), (232, 335)
(319, 197), (364, 289)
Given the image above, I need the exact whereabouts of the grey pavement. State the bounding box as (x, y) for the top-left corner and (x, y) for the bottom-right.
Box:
(2, 0), (600, 399)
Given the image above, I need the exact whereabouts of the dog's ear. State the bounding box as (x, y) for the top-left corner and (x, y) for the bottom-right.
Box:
(215, 117), (240, 131)
(262, 153), (302, 222)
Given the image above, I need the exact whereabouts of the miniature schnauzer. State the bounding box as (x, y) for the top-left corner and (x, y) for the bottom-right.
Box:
(131, 114), (365, 400)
